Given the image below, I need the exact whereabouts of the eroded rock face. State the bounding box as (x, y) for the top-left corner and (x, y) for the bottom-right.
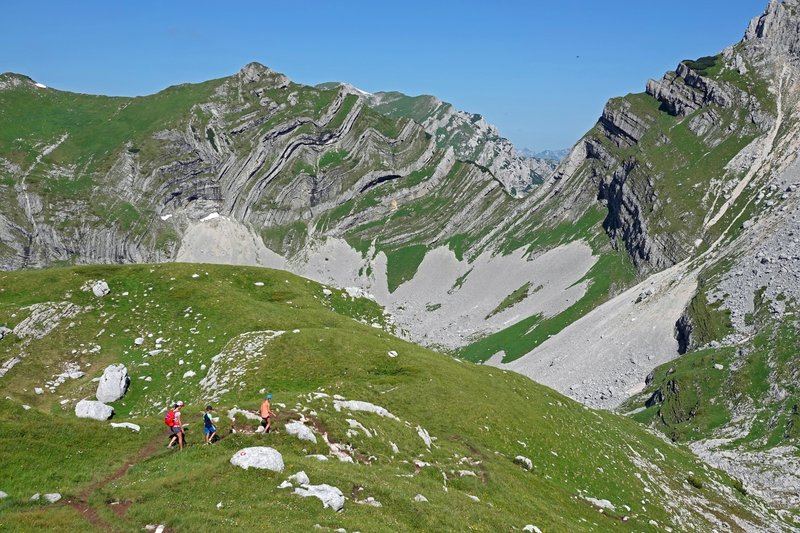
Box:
(12, 302), (83, 340)
(75, 399), (114, 421)
(230, 447), (284, 472)
(96, 364), (129, 403)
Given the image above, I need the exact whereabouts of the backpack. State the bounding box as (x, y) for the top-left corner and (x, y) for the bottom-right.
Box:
(164, 409), (176, 427)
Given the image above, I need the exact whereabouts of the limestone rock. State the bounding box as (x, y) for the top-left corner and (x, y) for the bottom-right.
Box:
(285, 421), (317, 443)
(414, 494), (428, 503)
(43, 493), (61, 503)
(333, 399), (399, 421)
(75, 399), (114, 420)
(91, 280), (110, 297)
(514, 455), (533, 471)
(293, 483), (345, 511)
(230, 447), (284, 472)
(288, 471), (310, 485)
(110, 422), (141, 432)
(0, 326), (11, 340)
(96, 364), (129, 403)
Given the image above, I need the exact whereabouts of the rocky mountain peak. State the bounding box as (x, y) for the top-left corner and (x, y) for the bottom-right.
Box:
(237, 61), (290, 88)
(743, 0), (800, 56)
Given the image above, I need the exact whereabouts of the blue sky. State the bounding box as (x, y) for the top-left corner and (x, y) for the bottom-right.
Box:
(2, 1), (765, 150)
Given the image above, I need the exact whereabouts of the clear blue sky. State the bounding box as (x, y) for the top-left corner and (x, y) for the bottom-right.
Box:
(2, 1), (765, 151)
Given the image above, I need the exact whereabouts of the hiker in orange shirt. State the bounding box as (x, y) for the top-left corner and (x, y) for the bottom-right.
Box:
(259, 394), (272, 433)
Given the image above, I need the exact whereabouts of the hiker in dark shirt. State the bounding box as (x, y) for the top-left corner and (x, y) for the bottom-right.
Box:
(203, 405), (218, 444)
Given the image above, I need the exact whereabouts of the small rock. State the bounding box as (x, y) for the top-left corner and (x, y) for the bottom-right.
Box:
(414, 494), (428, 503)
(306, 454), (328, 461)
(387, 350), (398, 358)
(254, 282), (265, 287)
(34, 387), (44, 395)
(355, 496), (382, 508)
(134, 337), (144, 345)
(91, 281), (110, 297)
(183, 370), (196, 379)
(43, 493), (61, 503)
(30, 493), (40, 501)
(514, 456), (533, 471)
(523, 526), (542, 533)
(110, 422), (141, 432)
(288, 471), (310, 485)
(0, 491), (7, 499)
(417, 426), (432, 448)
(714, 363), (724, 370)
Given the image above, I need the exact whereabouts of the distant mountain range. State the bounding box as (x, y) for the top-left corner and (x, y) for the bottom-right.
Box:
(518, 147), (570, 161)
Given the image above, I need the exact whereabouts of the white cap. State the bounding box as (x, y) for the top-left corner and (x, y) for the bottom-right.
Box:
(176, 400), (185, 406)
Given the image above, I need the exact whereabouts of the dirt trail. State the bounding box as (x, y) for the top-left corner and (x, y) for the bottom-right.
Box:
(64, 434), (167, 532)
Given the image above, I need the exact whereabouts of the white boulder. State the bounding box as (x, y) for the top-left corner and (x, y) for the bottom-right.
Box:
(414, 494), (428, 503)
(514, 455), (533, 471)
(134, 337), (145, 346)
(523, 526), (542, 533)
(0, 491), (7, 499)
(75, 399), (114, 420)
(96, 364), (129, 403)
(0, 326), (12, 340)
(92, 281), (110, 297)
(34, 387), (44, 395)
(44, 493), (61, 503)
(230, 447), (284, 472)
(293, 484), (345, 511)
(285, 421), (317, 443)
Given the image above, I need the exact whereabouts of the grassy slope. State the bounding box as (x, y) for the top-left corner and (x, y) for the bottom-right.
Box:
(0, 263), (779, 531)
(622, 289), (800, 452)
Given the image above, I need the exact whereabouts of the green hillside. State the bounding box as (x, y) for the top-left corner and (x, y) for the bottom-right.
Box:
(0, 264), (786, 531)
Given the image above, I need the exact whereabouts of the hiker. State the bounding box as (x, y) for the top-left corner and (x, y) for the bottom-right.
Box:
(166, 400), (186, 450)
(259, 394), (272, 433)
(203, 405), (218, 444)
